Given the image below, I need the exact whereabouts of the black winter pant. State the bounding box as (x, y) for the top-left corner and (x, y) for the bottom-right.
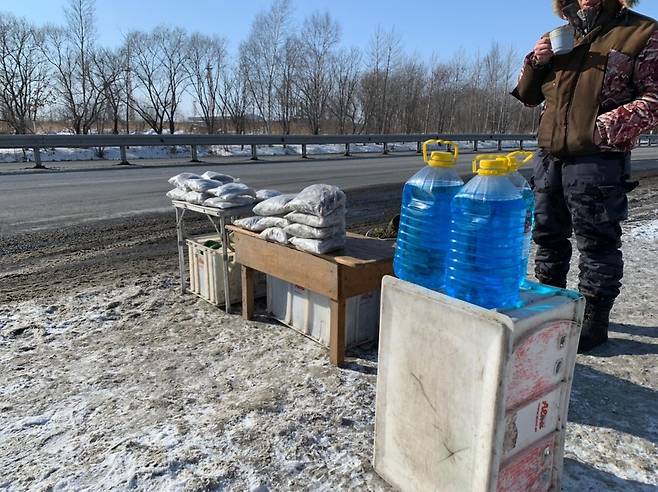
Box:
(531, 151), (637, 300)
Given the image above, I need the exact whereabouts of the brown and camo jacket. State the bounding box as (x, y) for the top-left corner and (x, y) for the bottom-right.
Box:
(512, 5), (658, 156)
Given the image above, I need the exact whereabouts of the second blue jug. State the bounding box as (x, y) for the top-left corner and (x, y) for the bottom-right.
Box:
(507, 151), (536, 288)
(445, 154), (527, 309)
(394, 139), (463, 292)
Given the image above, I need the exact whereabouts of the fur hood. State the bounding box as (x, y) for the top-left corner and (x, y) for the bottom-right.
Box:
(553, 0), (639, 15)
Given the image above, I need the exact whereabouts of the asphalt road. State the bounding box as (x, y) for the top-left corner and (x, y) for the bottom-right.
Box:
(1, 149), (658, 235)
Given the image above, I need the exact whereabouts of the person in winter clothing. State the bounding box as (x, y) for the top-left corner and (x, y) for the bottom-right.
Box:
(512, 0), (658, 352)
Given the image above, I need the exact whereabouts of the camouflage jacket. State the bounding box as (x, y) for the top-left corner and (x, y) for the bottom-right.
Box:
(512, 2), (658, 156)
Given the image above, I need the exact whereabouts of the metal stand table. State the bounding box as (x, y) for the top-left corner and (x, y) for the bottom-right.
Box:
(172, 200), (254, 313)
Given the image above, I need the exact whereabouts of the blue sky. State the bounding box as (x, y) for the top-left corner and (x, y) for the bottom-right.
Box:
(6, 0), (658, 63)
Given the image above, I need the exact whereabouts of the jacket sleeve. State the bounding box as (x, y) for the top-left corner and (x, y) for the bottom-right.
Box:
(597, 30), (658, 148)
(510, 52), (551, 107)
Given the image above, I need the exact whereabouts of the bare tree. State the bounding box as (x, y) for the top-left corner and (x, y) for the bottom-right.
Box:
(329, 47), (362, 134)
(126, 27), (190, 134)
(395, 60), (427, 134)
(360, 27), (401, 133)
(0, 14), (51, 134)
(185, 33), (227, 134)
(93, 47), (125, 134)
(296, 12), (340, 134)
(42, 0), (105, 134)
(239, 0), (292, 133)
(220, 61), (252, 135)
(276, 36), (301, 135)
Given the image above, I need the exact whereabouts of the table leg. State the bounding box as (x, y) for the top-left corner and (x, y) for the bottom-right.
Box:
(330, 298), (347, 366)
(175, 208), (187, 294)
(220, 216), (232, 313)
(242, 265), (255, 320)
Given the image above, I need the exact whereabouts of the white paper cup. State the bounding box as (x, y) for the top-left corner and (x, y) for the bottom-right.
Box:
(549, 25), (575, 55)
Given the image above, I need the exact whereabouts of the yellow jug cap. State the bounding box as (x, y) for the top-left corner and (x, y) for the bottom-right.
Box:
(472, 155), (512, 176)
(428, 151), (455, 167)
(422, 139), (459, 168)
(506, 151), (535, 171)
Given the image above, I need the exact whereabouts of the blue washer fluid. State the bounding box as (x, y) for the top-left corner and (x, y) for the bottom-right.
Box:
(445, 155), (526, 309)
(507, 151), (536, 288)
(394, 140), (464, 292)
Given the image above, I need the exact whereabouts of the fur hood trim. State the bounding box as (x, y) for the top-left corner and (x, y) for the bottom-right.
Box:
(552, 0), (639, 15)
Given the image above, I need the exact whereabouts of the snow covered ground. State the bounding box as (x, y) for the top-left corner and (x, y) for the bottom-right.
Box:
(0, 140), (536, 164)
(0, 183), (655, 491)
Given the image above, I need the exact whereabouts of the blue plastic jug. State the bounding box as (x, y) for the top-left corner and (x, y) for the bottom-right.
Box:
(507, 151), (536, 288)
(394, 139), (464, 292)
(445, 155), (526, 309)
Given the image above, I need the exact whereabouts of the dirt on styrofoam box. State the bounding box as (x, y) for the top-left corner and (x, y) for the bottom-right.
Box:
(187, 234), (264, 306)
(266, 275), (380, 348)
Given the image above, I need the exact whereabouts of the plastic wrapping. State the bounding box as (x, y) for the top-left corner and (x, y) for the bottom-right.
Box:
(285, 207), (346, 228)
(234, 216), (290, 232)
(289, 234), (346, 254)
(168, 173), (200, 189)
(185, 191), (212, 205)
(252, 194), (297, 216)
(284, 223), (345, 240)
(203, 195), (256, 209)
(185, 178), (222, 193)
(259, 227), (289, 244)
(287, 184), (346, 217)
(208, 182), (256, 199)
(166, 188), (188, 201)
(256, 189), (283, 201)
(201, 171), (235, 183)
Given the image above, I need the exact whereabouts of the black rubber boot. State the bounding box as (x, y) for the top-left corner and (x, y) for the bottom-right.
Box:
(578, 296), (615, 353)
(536, 275), (567, 290)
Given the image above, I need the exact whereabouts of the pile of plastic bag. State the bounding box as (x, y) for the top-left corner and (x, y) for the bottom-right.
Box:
(166, 172), (282, 210)
(234, 184), (347, 254)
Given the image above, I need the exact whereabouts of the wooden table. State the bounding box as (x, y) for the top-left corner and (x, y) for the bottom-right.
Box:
(227, 226), (395, 366)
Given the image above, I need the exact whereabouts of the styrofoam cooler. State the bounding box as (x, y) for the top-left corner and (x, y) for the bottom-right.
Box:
(266, 275), (380, 348)
(373, 276), (584, 492)
(187, 234), (264, 306)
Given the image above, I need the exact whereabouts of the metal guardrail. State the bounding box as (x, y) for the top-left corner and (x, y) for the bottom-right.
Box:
(0, 133), (536, 167)
(0, 132), (655, 167)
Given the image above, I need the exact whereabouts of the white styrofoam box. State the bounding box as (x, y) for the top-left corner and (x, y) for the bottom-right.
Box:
(497, 433), (557, 492)
(266, 275), (380, 348)
(187, 234), (264, 306)
(374, 276), (584, 492)
(502, 386), (562, 461)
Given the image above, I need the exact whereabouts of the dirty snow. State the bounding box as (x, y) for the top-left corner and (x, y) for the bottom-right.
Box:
(627, 217), (658, 241)
(0, 180), (656, 491)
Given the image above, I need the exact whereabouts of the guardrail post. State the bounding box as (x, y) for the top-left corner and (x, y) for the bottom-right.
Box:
(250, 144), (258, 160)
(301, 143), (308, 159)
(119, 146), (130, 165)
(33, 147), (44, 169)
(190, 144), (199, 163)
(383, 142), (389, 155)
(417, 141), (422, 154)
(519, 139), (524, 150)
(344, 143), (351, 157)
(498, 140), (503, 151)
(473, 140), (479, 152)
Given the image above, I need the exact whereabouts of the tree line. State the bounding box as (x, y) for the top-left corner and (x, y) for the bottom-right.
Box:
(0, 0), (542, 136)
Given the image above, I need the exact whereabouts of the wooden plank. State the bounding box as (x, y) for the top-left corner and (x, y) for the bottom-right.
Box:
(339, 261), (394, 299)
(330, 298), (347, 366)
(329, 236), (395, 267)
(241, 265), (255, 320)
(228, 226), (395, 267)
(232, 230), (339, 299)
